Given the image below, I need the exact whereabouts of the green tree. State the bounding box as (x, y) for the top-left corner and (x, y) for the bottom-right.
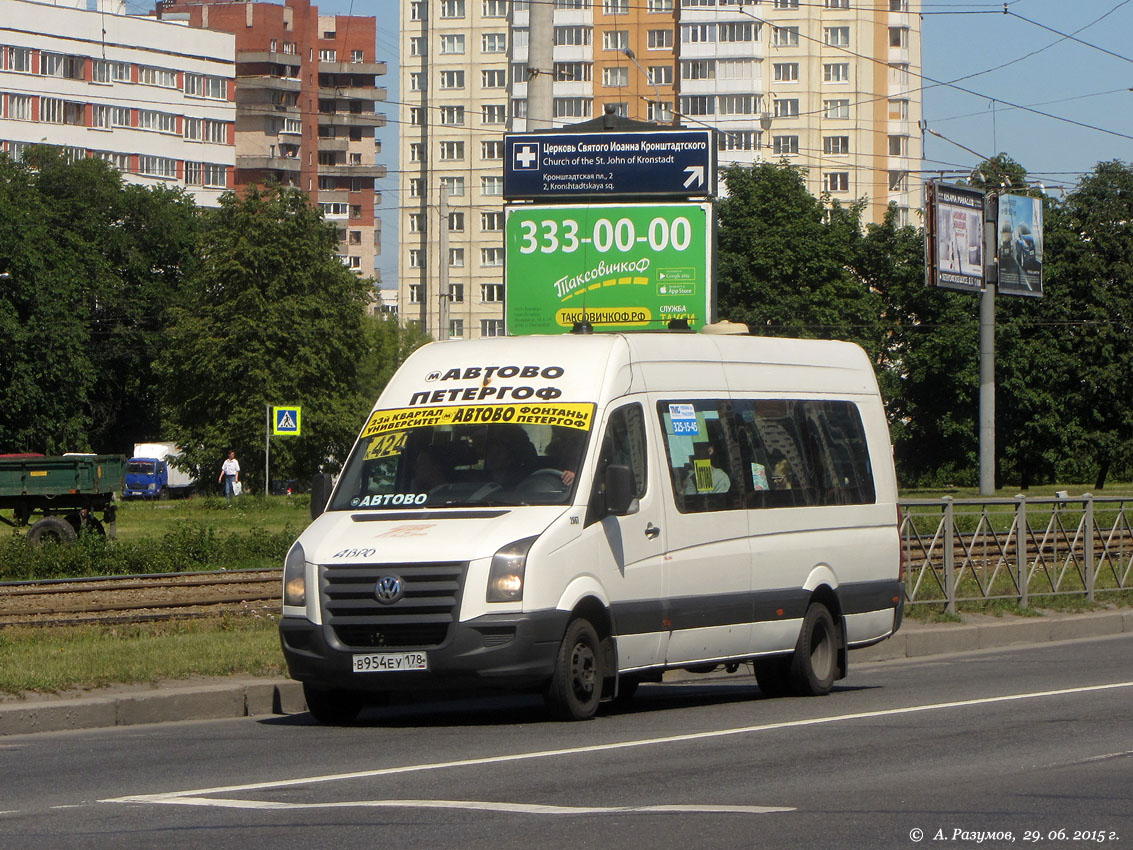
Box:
(356, 313), (430, 405)
(158, 185), (371, 492)
(716, 162), (884, 358)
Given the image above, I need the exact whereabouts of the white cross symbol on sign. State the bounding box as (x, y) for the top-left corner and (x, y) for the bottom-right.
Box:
(515, 144), (539, 169)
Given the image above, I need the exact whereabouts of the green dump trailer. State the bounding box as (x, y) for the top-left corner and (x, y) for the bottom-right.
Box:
(0, 454), (125, 543)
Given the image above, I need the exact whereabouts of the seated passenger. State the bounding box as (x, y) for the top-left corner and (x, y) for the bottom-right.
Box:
(684, 442), (731, 494)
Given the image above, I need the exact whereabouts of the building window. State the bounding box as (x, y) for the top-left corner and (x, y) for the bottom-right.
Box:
(824, 27), (850, 47)
(553, 98), (592, 119)
(683, 23), (716, 44)
(481, 175), (504, 195)
(888, 135), (909, 156)
(409, 143), (424, 163)
(448, 249), (464, 268)
(890, 0), (907, 10)
(449, 320), (464, 339)
(888, 99), (909, 120)
(482, 282), (504, 301)
(139, 65), (177, 87)
(719, 95), (755, 115)
(439, 106), (465, 125)
(482, 33), (507, 53)
(481, 247), (504, 267)
(410, 37), (426, 56)
(482, 104), (506, 124)
(555, 26), (593, 46)
(91, 59), (111, 83)
(409, 249), (423, 269)
(773, 26), (799, 46)
(482, 69), (506, 88)
(603, 30), (629, 51)
(184, 162), (203, 185)
(648, 0), (673, 9)
(773, 98), (799, 118)
(204, 164), (227, 187)
(6, 47), (32, 73)
(680, 95), (714, 116)
(448, 211), (465, 232)
(409, 285), (423, 304)
(823, 136), (850, 155)
(482, 140), (504, 160)
(772, 135), (798, 155)
(648, 100), (673, 122)
(351, 50), (365, 63)
(439, 70), (465, 89)
(37, 53), (81, 79)
(889, 27), (907, 48)
(410, 72), (424, 92)
(138, 155), (177, 178)
(184, 117), (203, 140)
(481, 211), (504, 231)
(824, 172), (849, 193)
(773, 0), (798, 7)
(138, 109), (179, 134)
(440, 175), (465, 196)
(604, 0), (629, 11)
(319, 48), (337, 62)
(773, 63), (798, 83)
(440, 34), (465, 54)
(717, 59), (755, 79)
(409, 213), (424, 233)
(483, 0), (508, 15)
(824, 63), (849, 83)
(647, 29), (673, 49)
(441, 0), (465, 15)
(647, 65), (672, 85)
(824, 98), (850, 119)
(185, 74), (227, 99)
(410, 1), (424, 19)
(718, 131), (756, 151)
(512, 99), (528, 120)
(439, 141), (465, 160)
(888, 171), (908, 192)
(409, 178), (423, 198)
(481, 319), (505, 337)
(827, 0), (849, 7)
(556, 62), (592, 82)
(719, 22), (756, 42)
(602, 66), (629, 87)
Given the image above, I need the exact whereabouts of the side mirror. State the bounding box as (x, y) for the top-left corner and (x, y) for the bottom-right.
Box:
(310, 473), (334, 520)
(604, 464), (639, 516)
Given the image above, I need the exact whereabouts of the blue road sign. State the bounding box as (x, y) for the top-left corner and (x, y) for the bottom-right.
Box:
(504, 129), (716, 200)
(272, 406), (301, 436)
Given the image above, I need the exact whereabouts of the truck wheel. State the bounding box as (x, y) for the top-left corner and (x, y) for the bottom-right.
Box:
(754, 656), (792, 698)
(787, 603), (837, 696)
(27, 517), (78, 545)
(303, 683), (364, 724)
(158, 487), (170, 501)
(544, 618), (603, 721)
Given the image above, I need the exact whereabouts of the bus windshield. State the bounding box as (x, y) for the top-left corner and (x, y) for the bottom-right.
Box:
(329, 402), (595, 511)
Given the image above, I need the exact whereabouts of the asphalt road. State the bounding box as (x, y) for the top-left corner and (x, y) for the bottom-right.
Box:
(1, 635), (1131, 850)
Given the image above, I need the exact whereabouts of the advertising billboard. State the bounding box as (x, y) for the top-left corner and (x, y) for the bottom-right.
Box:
(505, 202), (712, 335)
(997, 194), (1043, 297)
(927, 182), (985, 293)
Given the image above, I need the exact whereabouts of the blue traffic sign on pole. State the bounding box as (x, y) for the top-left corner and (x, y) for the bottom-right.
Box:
(504, 129), (716, 200)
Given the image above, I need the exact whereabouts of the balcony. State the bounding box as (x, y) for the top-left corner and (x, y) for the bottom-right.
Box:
(238, 50), (302, 68)
(240, 75), (302, 93)
(318, 111), (386, 128)
(317, 136), (351, 152)
(318, 60), (388, 76)
(318, 85), (388, 102)
(238, 102), (300, 117)
(317, 163), (387, 179)
(236, 154), (302, 174)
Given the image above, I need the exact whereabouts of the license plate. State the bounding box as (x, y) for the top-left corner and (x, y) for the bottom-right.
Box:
(352, 652), (428, 673)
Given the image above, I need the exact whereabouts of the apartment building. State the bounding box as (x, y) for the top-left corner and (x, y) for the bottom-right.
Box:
(157, 0), (387, 282)
(401, 0), (922, 339)
(0, 0), (235, 206)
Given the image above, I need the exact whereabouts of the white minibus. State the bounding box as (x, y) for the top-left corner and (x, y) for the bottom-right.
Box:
(280, 330), (903, 721)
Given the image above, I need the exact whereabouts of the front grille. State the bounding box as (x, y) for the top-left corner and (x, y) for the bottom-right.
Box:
(321, 561), (465, 649)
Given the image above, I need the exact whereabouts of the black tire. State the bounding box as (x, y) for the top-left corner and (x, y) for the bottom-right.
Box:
(787, 603), (838, 696)
(754, 656), (792, 698)
(303, 683), (364, 724)
(158, 487), (170, 501)
(615, 676), (640, 703)
(544, 618), (603, 720)
(26, 516), (78, 546)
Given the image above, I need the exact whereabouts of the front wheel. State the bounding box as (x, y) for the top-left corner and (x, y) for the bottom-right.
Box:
(788, 603), (838, 696)
(544, 618), (603, 720)
(26, 516), (78, 545)
(303, 683), (364, 724)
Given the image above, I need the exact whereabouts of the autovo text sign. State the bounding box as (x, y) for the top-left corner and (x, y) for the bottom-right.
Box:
(505, 202), (712, 335)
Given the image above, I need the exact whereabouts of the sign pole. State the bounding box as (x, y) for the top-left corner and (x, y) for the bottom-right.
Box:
(265, 404), (270, 497)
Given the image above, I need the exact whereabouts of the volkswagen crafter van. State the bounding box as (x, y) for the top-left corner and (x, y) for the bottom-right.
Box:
(280, 330), (904, 722)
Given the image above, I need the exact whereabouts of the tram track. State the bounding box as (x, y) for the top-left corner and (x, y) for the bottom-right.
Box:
(0, 568), (282, 628)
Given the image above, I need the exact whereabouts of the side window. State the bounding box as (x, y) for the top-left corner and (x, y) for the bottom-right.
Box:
(733, 400), (875, 508)
(586, 404), (647, 525)
(658, 400), (744, 513)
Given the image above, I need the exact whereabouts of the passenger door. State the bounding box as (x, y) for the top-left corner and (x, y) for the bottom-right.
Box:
(585, 402), (668, 671)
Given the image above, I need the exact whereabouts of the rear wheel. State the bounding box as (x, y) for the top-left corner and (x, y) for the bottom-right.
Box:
(26, 516), (78, 545)
(544, 618), (603, 720)
(787, 603), (838, 696)
(754, 656), (792, 698)
(303, 683), (364, 724)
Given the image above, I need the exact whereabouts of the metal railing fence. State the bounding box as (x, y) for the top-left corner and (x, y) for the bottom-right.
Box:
(899, 495), (1133, 613)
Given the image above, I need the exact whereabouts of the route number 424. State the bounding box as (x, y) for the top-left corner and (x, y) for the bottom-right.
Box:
(517, 216), (693, 255)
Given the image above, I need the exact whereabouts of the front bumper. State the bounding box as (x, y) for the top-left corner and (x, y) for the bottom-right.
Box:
(280, 609), (571, 694)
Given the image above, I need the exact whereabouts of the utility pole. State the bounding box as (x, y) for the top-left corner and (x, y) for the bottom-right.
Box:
(527, 0), (553, 129)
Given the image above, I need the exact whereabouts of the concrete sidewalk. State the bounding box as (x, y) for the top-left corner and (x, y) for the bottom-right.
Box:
(2, 609), (1130, 737)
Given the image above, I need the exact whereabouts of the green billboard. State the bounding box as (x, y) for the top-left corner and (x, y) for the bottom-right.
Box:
(505, 202), (712, 335)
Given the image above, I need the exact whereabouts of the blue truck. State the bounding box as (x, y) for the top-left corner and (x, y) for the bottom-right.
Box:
(123, 442), (196, 500)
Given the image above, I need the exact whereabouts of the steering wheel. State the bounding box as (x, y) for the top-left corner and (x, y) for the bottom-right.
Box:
(515, 468), (569, 496)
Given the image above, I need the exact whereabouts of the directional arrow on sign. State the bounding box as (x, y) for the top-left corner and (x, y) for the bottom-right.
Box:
(683, 166), (705, 189)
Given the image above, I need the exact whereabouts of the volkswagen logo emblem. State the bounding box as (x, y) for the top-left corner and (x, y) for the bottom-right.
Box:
(374, 575), (404, 604)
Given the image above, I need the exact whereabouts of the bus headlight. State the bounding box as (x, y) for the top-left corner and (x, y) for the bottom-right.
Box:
(283, 541), (307, 606)
(487, 536), (538, 603)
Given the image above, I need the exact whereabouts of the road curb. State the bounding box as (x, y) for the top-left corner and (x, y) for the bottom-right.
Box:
(1, 610), (1129, 737)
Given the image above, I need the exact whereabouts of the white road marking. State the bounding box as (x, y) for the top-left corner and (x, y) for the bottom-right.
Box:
(139, 797), (793, 815)
(103, 681), (1133, 808)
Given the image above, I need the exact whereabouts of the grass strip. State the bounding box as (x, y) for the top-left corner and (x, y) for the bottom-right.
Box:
(0, 615), (287, 697)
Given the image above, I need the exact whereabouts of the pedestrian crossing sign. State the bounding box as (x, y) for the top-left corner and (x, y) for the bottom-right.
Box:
(273, 406), (302, 436)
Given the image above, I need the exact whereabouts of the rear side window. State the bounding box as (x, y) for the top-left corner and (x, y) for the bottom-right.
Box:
(658, 399), (875, 513)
